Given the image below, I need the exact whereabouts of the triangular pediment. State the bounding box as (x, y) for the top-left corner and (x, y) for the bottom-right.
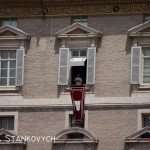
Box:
(128, 20), (150, 37)
(125, 127), (150, 142)
(0, 25), (29, 39)
(56, 22), (102, 38)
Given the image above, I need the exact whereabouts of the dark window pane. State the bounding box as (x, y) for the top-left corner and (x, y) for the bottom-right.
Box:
(143, 114), (150, 127)
(0, 78), (7, 86)
(80, 50), (87, 57)
(10, 51), (16, 59)
(1, 51), (8, 59)
(10, 60), (16, 68)
(0, 116), (14, 130)
(72, 50), (79, 57)
(1, 61), (8, 68)
(9, 78), (15, 85)
(10, 69), (16, 77)
(1, 69), (7, 77)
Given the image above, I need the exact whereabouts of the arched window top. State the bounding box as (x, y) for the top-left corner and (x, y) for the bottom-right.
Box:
(55, 127), (98, 142)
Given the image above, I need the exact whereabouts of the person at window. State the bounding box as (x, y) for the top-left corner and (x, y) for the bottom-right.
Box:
(74, 74), (83, 86)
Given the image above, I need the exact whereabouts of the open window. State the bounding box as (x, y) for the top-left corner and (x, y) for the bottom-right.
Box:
(56, 22), (102, 90)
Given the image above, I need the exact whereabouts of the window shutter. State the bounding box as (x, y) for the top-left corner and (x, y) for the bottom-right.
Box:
(130, 46), (142, 84)
(16, 46), (25, 86)
(86, 47), (96, 84)
(58, 48), (70, 85)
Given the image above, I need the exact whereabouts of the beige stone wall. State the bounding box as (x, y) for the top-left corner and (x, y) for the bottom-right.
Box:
(96, 35), (130, 97)
(23, 36), (58, 98)
(88, 109), (137, 150)
(14, 109), (138, 150)
(15, 15), (142, 98)
(18, 111), (65, 150)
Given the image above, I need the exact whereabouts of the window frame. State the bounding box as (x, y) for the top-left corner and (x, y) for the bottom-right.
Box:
(0, 50), (17, 87)
(0, 48), (17, 90)
(65, 111), (88, 129)
(0, 18), (17, 27)
(71, 16), (88, 26)
(0, 112), (18, 134)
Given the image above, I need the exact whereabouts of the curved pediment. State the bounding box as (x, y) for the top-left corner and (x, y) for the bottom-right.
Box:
(0, 128), (25, 144)
(0, 25), (30, 40)
(125, 127), (150, 142)
(128, 20), (150, 37)
(56, 23), (102, 38)
(54, 127), (98, 142)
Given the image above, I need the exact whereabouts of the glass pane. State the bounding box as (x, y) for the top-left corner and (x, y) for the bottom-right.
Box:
(143, 76), (150, 83)
(143, 115), (150, 127)
(1, 51), (8, 59)
(7, 117), (14, 130)
(1, 61), (8, 68)
(2, 118), (8, 129)
(10, 60), (16, 68)
(72, 50), (79, 57)
(9, 78), (15, 85)
(80, 50), (87, 57)
(0, 117), (14, 130)
(10, 69), (16, 77)
(9, 51), (16, 59)
(1, 69), (7, 77)
(2, 20), (17, 27)
(0, 78), (7, 86)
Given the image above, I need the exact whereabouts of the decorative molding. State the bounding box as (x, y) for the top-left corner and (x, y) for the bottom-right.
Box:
(125, 126), (150, 143)
(56, 22), (102, 39)
(128, 20), (150, 37)
(0, 3), (149, 17)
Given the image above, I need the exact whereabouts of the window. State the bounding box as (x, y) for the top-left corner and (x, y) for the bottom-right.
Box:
(71, 49), (87, 58)
(65, 111), (88, 129)
(58, 47), (96, 86)
(0, 116), (14, 130)
(0, 18), (17, 27)
(143, 14), (150, 22)
(142, 114), (150, 127)
(142, 47), (150, 83)
(0, 50), (16, 86)
(71, 16), (88, 26)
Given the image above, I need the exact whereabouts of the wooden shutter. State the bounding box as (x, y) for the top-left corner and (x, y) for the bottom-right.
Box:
(130, 46), (142, 84)
(86, 47), (96, 84)
(16, 46), (25, 86)
(58, 48), (70, 85)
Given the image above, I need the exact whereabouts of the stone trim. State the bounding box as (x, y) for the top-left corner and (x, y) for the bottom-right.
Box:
(0, 112), (18, 134)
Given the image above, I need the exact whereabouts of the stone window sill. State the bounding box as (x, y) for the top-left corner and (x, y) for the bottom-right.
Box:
(0, 86), (17, 91)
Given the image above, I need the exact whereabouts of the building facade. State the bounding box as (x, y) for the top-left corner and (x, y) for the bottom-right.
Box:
(0, 0), (150, 150)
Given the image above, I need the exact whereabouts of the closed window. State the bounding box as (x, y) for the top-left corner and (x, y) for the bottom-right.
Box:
(131, 46), (150, 85)
(142, 114), (150, 127)
(0, 50), (16, 86)
(0, 19), (17, 27)
(142, 47), (150, 83)
(71, 16), (88, 26)
(0, 116), (14, 130)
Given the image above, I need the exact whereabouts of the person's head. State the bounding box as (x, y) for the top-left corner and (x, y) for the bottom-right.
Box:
(75, 76), (82, 86)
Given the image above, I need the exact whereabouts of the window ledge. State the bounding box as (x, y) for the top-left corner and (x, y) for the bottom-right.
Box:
(139, 84), (150, 89)
(0, 86), (17, 91)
